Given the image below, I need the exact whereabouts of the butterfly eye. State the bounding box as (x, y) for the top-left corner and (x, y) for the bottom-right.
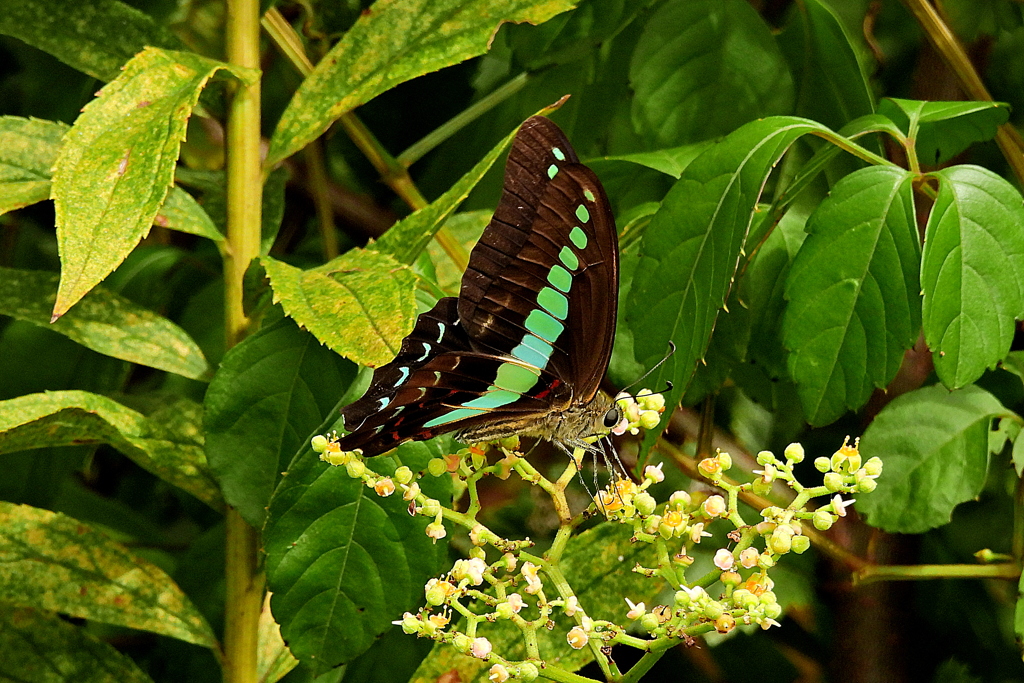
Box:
(603, 407), (621, 429)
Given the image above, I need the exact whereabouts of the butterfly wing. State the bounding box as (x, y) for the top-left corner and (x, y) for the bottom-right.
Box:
(336, 116), (618, 456)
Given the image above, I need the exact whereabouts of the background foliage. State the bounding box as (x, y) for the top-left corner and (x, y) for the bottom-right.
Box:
(2, 0), (1024, 681)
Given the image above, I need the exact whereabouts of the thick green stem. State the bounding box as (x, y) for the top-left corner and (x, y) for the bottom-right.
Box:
(223, 1), (265, 682)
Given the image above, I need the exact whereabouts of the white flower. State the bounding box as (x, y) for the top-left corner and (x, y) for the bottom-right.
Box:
(713, 548), (735, 570)
(470, 637), (492, 659)
(832, 494), (855, 517)
(521, 562), (543, 594)
(506, 592), (525, 613)
(644, 462), (665, 483)
(624, 597), (645, 620)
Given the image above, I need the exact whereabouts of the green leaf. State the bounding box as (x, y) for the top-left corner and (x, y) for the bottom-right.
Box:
(266, 0), (577, 166)
(0, 605), (155, 683)
(204, 319), (356, 527)
(629, 0), (794, 146)
(263, 251), (417, 367)
(626, 116), (831, 448)
(783, 165), (919, 425)
(857, 384), (1009, 533)
(0, 390), (222, 510)
(0, 116), (68, 215)
(0, 267), (211, 380)
(51, 47), (255, 318)
(596, 140), (714, 179)
(0, 0), (183, 82)
(153, 186), (223, 242)
(265, 441), (448, 675)
(0, 502), (217, 648)
(878, 99), (1010, 165)
(921, 165), (1024, 388)
(779, 0), (874, 131)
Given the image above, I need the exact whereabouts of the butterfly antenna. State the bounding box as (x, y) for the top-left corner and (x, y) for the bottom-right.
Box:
(620, 341), (677, 395)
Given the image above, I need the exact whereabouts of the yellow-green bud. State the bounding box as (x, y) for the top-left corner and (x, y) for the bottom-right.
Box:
(517, 662), (539, 682)
(703, 600), (724, 620)
(823, 472), (844, 492)
(421, 498), (442, 517)
(791, 534), (810, 554)
(345, 459), (365, 479)
(427, 458), (447, 477)
(311, 434), (329, 453)
(858, 477), (877, 493)
(674, 590), (692, 608)
(639, 410), (661, 430)
(752, 477), (772, 496)
(394, 466), (413, 485)
(769, 525), (794, 554)
(759, 590), (777, 605)
(812, 510), (835, 531)
(495, 601), (516, 620)
(784, 442), (805, 463)
(469, 546), (486, 560)
(717, 452), (733, 471)
(763, 602), (783, 620)
(634, 492), (657, 516)
(732, 589), (757, 609)
(846, 452), (862, 472)
(756, 450), (774, 466)
(425, 582), (450, 606)
(814, 457), (831, 473)
(452, 634), (473, 654)
(864, 456), (883, 476)
(640, 613), (660, 632)
(643, 514), (662, 535)
(758, 552), (775, 569)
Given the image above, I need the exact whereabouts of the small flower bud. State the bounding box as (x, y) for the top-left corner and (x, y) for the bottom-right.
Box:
(643, 514), (662, 535)
(311, 435), (329, 453)
(812, 510), (835, 531)
(625, 597), (645, 620)
(421, 498), (442, 516)
(634, 491), (657, 516)
(396, 611), (419, 634)
(394, 466), (413, 485)
(639, 410), (661, 430)
(425, 521), (447, 542)
(452, 634), (473, 654)
(720, 570), (741, 586)
(668, 490), (691, 508)
(716, 452), (732, 471)
(763, 602), (783, 620)
(703, 600), (724, 620)
(640, 612), (660, 632)
(769, 525), (794, 554)
(427, 458), (447, 477)
(470, 637), (492, 659)
(858, 477), (877, 493)
(756, 450), (774, 466)
(502, 552), (517, 572)
(563, 595), (580, 616)
(813, 456), (830, 473)
(517, 662), (540, 681)
(644, 463), (665, 483)
(567, 626), (589, 649)
(823, 472), (844, 492)
(488, 664), (510, 683)
(715, 613), (735, 633)
(783, 442), (804, 463)
(425, 579), (453, 606)
(702, 495), (727, 517)
(345, 459), (366, 478)
(791, 535), (810, 554)
(864, 456), (883, 476)
(758, 552), (775, 569)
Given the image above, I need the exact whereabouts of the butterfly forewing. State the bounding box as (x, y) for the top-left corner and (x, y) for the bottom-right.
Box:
(336, 116), (618, 456)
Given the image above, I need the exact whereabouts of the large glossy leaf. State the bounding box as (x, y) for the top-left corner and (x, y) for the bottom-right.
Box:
(51, 47), (255, 318)
(0, 268), (210, 380)
(921, 165), (1024, 388)
(0, 116), (68, 215)
(784, 165), (919, 425)
(0, 605), (155, 683)
(629, 0), (794, 147)
(625, 117), (831, 448)
(266, 0), (577, 166)
(0, 502), (217, 647)
(0, 0), (182, 82)
(263, 251), (417, 367)
(204, 319), (356, 527)
(878, 99), (1010, 165)
(857, 384), (1010, 533)
(779, 0), (875, 131)
(265, 437), (450, 675)
(0, 391), (221, 509)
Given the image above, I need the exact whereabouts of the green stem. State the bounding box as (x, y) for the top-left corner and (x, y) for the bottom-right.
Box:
(854, 562), (1020, 585)
(223, 1), (265, 682)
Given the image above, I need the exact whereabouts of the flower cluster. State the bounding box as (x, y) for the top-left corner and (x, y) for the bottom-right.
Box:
(311, 423), (881, 682)
(611, 390), (667, 436)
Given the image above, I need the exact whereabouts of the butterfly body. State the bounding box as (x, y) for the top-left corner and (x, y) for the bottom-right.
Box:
(337, 116), (619, 457)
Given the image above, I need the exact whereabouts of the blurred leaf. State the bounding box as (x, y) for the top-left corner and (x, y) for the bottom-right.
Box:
(783, 165), (919, 425)
(878, 99), (1010, 165)
(51, 47), (255, 318)
(626, 117), (831, 450)
(921, 165), (1024, 388)
(154, 186), (222, 241)
(204, 319), (356, 527)
(779, 0), (874, 131)
(596, 140), (714, 179)
(0, 267), (211, 380)
(0, 604), (155, 683)
(0, 502), (217, 647)
(0, 0), (182, 82)
(683, 288), (751, 405)
(629, 0), (794, 146)
(0, 390), (221, 509)
(857, 384), (1009, 533)
(0, 116), (68, 215)
(263, 251), (417, 367)
(258, 593), (299, 683)
(265, 439), (448, 675)
(426, 211), (490, 294)
(266, 0), (577, 166)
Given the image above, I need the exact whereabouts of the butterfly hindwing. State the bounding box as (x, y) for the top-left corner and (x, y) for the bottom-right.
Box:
(336, 116), (618, 456)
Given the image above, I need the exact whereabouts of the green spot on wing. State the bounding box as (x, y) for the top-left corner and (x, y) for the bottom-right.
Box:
(494, 363), (540, 393)
(512, 336), (553, 368)
(552, 147), (566, 161)
(547, 265), (572, 292)
(569, 226), (588, 249)
(559, 246), (579, 270)
(547, 164), (558, 179)
(526, 310), (564, 343)
(424, 407), (484, 427)
(584, 189), (596, 202)
(575, 205), (590, 222)
(537, 287), (569, 320)
(463, 389), (520, 410)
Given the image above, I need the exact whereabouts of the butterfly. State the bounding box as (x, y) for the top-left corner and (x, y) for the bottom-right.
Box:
(336, 115), (620, 457)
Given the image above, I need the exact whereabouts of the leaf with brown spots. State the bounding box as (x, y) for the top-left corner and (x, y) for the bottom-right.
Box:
(0, 503), (218, 648)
